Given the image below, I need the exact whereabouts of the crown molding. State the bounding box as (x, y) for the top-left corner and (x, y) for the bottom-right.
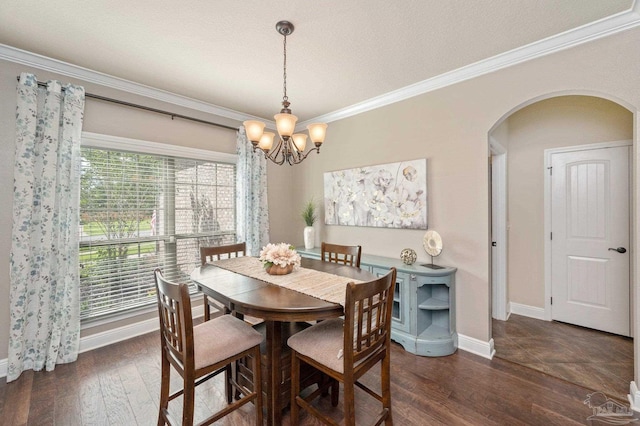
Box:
(0, 2), (637, 133)
(297, 3), (640, 129)
(0, 43), (273, 127)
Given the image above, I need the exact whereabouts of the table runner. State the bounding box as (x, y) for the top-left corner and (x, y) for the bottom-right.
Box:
(210, 256), (363, 306)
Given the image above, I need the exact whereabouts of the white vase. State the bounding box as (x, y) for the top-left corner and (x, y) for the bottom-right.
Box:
(303, 226), (315, 249)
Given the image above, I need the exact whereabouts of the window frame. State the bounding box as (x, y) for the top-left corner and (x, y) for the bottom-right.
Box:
(79, 132), (237, 328)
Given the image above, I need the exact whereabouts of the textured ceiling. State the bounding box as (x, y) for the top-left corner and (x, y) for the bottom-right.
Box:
(0, 0), (633, 122)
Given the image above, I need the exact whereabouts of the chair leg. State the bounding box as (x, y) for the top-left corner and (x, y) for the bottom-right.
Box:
(224, 363), (233, 404)
(203, 295), (210, 321)
(233, 357), (244, 401)
(158, 352), (171, 426)
(331, 378), (339, 407)
(290, 351), (300, 425)
(382, 354), (392, 425)
(343, 380), (356, 426)
(182, 374), (196, 426)
(252, 346), (263, 426)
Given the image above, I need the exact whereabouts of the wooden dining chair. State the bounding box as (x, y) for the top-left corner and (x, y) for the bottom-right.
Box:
(321, 242), (362, 268)
(154, 268), (263, 426)
(200, 242), (246, 321)
(288, 267), (397, 426)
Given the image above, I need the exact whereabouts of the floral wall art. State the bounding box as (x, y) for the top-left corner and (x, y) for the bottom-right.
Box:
(323, 159), (427, 229)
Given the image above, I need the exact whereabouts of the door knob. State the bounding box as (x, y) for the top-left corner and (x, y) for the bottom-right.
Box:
(608, 247), (627, 254)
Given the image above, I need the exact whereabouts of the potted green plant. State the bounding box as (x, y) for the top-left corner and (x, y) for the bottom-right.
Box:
(301, 198), (317, 249)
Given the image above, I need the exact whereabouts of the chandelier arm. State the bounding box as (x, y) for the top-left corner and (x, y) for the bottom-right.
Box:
(283, 140), (294, 165)
(260, 141), (320, 166)
(274, 154), (287, 166)
(272, 137), (284, 159)
(264, 137), (286, 165)
(266, 148), (286, 166)
(294, 146), (321, 163)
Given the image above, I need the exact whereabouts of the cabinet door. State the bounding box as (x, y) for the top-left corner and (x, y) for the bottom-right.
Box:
(373, 267), (410, 333)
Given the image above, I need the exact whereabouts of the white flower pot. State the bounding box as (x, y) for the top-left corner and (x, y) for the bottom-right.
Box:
(303, 226), (315, 250)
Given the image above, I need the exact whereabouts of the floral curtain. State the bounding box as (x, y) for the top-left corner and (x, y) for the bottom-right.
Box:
(8, 73), (85, 382)
(235, 127), (270, 256)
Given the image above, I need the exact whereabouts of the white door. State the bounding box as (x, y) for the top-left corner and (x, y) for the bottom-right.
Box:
(551, 146), (630, 336)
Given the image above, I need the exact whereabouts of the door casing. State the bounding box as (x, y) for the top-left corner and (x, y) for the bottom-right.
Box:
(490, 138), (508, 321)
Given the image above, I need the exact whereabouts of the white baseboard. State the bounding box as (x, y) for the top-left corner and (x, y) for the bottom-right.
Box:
(509, 302), (546, 320)
(629, 381), (640, 412)
(458, 334), (495, 360)
(0, 305), (204, 379)
(78, 317), (159, 354)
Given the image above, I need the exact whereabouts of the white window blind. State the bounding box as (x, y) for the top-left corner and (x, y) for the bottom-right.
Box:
(79, 147), (236, 320)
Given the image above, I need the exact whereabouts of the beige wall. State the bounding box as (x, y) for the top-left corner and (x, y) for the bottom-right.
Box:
(291, 27), (640, 346)
(505, 96), (633, 308)
(1, 26), (640, 372)
(266, 162), (296, 244)
(0, 60), (294, 359)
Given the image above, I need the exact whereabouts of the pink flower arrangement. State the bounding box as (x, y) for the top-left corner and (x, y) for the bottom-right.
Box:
(259, 243), (301, 269)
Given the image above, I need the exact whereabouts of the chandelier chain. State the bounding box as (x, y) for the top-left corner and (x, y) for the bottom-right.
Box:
(282, 34), (288, 103)
(243, 20), (326, 166)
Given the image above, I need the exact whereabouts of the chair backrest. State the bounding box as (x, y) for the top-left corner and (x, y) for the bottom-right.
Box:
(154, 268), (194, 369)
(343, 267), (397, 367)
(321, 242), (362, 268)
(200, 242), (246, 266)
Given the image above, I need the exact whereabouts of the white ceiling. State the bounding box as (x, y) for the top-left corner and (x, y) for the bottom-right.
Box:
(0, 1), (636, 124)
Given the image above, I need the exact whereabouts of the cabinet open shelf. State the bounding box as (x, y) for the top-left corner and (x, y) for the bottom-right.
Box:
(418, 324), (451, 340)
(418, 297), (449, 310)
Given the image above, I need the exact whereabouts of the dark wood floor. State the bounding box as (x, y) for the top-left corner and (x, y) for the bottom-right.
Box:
(493, 314), (634, 402)
(1, 327), (636, 425)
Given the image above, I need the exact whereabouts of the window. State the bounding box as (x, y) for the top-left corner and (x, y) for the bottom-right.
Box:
(79, 135), (236, 321)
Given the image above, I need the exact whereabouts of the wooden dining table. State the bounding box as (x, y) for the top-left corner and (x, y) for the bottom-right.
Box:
(190, 256), (375, 426)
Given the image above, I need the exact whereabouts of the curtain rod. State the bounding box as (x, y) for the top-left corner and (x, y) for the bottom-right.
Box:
(16, 76), (239, 132)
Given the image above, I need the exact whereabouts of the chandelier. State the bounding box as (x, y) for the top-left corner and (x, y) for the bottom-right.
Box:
(243, 21), (327, 166)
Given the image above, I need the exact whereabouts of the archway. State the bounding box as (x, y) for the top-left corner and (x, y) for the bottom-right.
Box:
(488, 93), (636, 401)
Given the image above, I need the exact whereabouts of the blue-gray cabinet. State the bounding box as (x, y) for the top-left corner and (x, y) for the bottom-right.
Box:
(297, 247), (457, 357)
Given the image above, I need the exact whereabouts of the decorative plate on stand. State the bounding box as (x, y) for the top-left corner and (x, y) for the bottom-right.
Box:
(422, 230), (444, 269)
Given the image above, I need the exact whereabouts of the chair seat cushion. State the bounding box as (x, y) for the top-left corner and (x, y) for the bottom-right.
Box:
(287, 318), (346, 373)
(194, 314), (263, 370)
